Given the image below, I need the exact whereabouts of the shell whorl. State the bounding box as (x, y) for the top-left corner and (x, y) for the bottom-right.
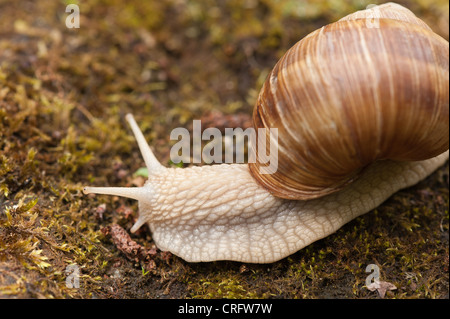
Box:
(249, 3), (449, 200)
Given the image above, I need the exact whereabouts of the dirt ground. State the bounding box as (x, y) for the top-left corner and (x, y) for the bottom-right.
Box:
(0, 0), (448, 299)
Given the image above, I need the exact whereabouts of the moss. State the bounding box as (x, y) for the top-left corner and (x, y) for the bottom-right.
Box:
(0, 0), (448, 299)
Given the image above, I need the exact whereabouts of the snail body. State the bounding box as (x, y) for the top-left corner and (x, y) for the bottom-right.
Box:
(84, 3), (449, 263)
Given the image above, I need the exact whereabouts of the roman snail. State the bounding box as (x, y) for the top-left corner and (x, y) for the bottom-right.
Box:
(83, 3), (449, 263)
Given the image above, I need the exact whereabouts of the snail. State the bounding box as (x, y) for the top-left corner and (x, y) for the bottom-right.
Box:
(83, 3), (449, 263)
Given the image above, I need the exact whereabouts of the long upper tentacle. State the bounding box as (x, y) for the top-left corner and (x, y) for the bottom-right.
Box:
(125, 113), (165, 174)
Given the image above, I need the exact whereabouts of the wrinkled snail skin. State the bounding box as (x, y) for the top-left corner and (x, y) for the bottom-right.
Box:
(83, 3), (449, 263)
(84, 118), (448, 263)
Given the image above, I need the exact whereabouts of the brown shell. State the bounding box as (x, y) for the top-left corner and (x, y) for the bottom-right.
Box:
(248, 3), (449, 200)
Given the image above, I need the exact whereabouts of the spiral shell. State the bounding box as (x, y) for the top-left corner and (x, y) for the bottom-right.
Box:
(249, 3), (449, 200)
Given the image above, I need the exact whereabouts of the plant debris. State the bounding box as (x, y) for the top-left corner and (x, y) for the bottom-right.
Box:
(101, 224), (157, 263)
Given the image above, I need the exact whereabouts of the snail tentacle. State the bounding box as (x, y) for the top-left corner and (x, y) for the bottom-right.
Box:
(83, 115), (448, 262)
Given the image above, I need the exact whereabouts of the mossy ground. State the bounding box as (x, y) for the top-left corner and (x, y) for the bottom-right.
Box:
(0, 0), (448, 299)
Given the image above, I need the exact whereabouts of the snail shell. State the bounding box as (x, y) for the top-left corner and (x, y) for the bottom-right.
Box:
(249, 2), (449, 200)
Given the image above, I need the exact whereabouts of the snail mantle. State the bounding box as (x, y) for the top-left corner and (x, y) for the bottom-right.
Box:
(83, 3), (449, 263)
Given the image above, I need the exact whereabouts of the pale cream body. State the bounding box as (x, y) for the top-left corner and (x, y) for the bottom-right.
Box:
(84, 115), (449, 263)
